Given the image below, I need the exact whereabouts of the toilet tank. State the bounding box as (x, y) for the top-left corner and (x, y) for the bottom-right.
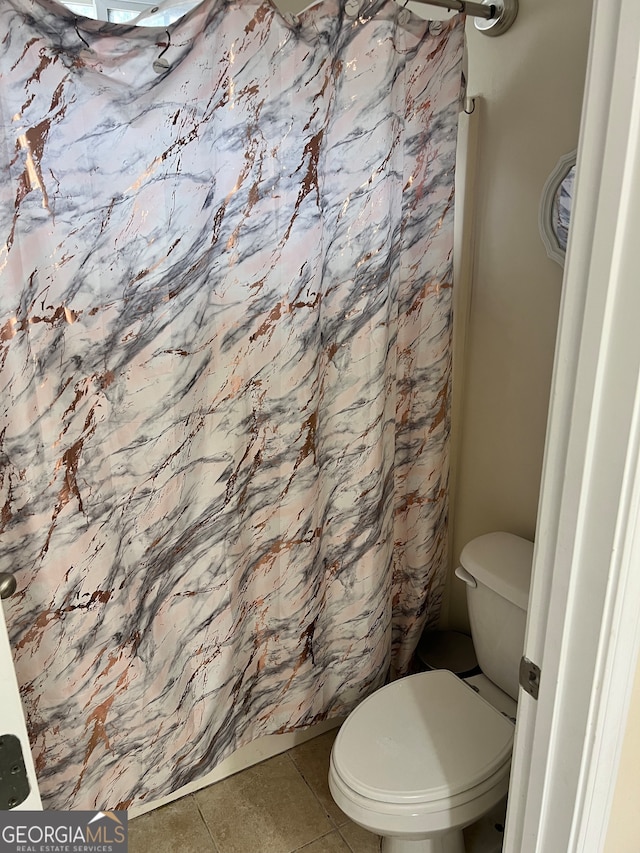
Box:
(457, 532), (534, 701)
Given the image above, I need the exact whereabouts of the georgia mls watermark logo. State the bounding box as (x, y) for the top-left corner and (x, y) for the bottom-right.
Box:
(0, 811), (128, 852)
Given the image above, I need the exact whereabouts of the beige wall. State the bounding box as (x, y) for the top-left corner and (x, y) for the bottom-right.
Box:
(453, 6), (640, 846)
(445, 0), (593, 630)
(604, 652), (640, 853)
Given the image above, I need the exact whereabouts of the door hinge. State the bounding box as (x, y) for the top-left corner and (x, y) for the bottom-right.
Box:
(519, 656), (541, 700)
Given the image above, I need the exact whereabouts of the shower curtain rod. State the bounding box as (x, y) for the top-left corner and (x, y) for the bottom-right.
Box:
(407, 0), (518, 36)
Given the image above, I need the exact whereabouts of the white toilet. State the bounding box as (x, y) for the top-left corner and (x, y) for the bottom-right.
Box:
(328, 532), (534, 853)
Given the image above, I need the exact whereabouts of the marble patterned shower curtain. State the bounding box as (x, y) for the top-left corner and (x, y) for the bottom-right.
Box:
(0, 0), (463, 809)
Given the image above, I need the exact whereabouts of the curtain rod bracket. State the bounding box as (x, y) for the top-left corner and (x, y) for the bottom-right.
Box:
(474, 0), (518, 37)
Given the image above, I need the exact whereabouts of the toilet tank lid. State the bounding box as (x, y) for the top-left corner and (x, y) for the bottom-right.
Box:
(460, 532), (533, 611)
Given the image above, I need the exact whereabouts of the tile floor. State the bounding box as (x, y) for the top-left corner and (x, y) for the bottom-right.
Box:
(129, 727), (506, 853)
(129, 729), (379, 853)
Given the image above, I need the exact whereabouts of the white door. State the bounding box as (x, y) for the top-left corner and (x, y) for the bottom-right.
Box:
(505, 0), (640, 850)
(0, 585), (42, 810)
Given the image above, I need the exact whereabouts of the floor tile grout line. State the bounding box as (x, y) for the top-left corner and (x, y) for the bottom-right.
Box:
(335, 822), (383, 853)
(336, 826), (364, 853)
(334, 825), (356, 853)
(284, 740), (357, 832)
(191, 791), (222, 853)
(284, 738), (383, 849)
(283, 749), (344, 832)
(293, 827), (345, 852)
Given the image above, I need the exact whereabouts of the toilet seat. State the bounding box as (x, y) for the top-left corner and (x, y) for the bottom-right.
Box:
(329, 750), (511, 840)
(331, 670), (514, 808)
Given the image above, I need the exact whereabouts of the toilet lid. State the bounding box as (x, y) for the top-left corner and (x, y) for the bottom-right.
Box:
(333, 670), (514, 805)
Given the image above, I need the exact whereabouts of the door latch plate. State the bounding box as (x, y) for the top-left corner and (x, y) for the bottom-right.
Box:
(519, 656), (541, 700)
(0, 734), (31, 809)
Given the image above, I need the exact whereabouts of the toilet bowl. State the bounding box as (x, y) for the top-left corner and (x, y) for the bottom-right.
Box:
(328, 532), (534, 853)
(329, 669), (514, 853)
